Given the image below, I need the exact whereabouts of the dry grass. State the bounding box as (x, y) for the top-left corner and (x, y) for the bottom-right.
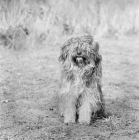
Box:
(0, 37), (139, 140)
(0, 0), (139, 49)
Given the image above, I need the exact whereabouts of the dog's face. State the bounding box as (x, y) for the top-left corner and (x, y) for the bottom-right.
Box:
(59, 35), (102, 75)
(71, 43), (96, 69)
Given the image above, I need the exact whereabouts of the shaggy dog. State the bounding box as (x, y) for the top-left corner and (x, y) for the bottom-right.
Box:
(58, 35), (105, 125)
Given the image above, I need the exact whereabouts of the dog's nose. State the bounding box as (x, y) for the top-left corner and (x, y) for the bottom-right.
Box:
(77, 51), (82, 55)
(77, 48), (82, 55)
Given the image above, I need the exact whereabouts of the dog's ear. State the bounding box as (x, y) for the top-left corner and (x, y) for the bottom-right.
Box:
(91, 41), (102, 65)
(96, 54), (102, 66)
(91, 41), (99, 52)
(59, 38), (74, 63)
(59, 45), (68, 63)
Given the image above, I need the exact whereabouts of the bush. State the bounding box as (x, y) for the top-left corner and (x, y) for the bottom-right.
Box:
(0, 25), (29, 50)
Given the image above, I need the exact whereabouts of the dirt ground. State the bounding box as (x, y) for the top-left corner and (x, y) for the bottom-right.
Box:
(0, 37), (139, 140)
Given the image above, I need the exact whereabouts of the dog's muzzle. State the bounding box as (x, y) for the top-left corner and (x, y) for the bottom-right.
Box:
(76, 57), (84, 67)
(72, 55), (88, 68)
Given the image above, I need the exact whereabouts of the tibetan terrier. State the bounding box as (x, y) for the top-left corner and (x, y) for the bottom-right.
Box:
(58, 35), (105, 125)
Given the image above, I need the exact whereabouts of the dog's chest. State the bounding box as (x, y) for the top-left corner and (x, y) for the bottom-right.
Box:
(73, 73), (86, 94)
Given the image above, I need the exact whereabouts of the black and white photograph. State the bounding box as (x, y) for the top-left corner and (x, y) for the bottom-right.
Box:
(0, 0), (139, 139)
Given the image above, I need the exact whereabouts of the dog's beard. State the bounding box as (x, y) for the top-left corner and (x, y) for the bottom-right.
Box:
(72, 55), (87, 68)
(67, 54), (96, 89)
(71, 53), (95, 75)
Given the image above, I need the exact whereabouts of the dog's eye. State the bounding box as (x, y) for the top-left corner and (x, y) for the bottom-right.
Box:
(87, 61), (90, 64)
(90, 53), (95, 59)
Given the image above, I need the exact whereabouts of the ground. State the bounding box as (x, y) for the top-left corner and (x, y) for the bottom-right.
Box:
(0, 37), (139, 140)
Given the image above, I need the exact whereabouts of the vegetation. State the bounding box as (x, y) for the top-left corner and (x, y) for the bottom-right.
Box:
(0, 0), (139, 49)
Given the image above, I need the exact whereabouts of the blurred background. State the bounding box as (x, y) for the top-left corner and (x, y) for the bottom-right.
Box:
(0, 0), (139, 49)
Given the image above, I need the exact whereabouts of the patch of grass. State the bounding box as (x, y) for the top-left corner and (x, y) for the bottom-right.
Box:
(0, 38), (139, 140)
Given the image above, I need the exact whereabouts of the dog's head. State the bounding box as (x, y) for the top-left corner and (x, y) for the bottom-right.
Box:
(59, 35), (102, 76)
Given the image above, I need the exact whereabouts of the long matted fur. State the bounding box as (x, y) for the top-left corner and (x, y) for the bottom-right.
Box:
(58, 35), (105, 125)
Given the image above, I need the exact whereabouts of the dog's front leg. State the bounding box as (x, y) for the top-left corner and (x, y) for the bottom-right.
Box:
(78, 95), (92, 125)
(63, 94), (76, 124)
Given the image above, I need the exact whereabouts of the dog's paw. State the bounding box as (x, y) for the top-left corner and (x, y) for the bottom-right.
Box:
(78, 119), (90, 125)
(64, 118), (75, 125)
(78, 111), (91, 125)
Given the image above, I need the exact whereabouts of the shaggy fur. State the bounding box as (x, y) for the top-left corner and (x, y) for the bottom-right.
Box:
(58, 35), (105, 125)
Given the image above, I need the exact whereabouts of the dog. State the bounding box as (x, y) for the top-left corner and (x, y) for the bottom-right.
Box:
(58, 35), (105, 125)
